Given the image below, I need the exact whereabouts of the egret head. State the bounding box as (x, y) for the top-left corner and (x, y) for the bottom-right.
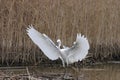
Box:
(57, 39), (61, 48)
(73, 41), (76, 45)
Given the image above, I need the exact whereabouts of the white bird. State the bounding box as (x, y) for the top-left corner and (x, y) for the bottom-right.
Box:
(26, 25), (90, 67)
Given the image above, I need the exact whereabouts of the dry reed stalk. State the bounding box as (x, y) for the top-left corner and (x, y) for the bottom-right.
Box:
(0, 0), (120, 65)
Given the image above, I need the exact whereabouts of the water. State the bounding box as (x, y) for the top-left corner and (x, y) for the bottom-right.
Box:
(0, 63), (120, 80)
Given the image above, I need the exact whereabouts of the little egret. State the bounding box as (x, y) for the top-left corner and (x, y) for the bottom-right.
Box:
(26, 25), (90, 67)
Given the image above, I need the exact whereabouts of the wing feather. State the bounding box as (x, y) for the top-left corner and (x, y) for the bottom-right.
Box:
(26, 25), (61, 60)
(67, 33), (90, 63)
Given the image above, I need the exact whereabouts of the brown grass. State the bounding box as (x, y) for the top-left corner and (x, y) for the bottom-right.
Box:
(0, 0), (120, 65)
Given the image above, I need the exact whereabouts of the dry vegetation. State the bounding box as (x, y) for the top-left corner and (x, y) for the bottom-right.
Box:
(0, 0), (120, 65)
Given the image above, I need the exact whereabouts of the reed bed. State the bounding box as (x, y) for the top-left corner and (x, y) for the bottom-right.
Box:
(0, 0), (120, 65)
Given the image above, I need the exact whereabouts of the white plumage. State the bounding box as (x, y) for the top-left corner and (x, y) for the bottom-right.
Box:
(26, 25), (90, 67)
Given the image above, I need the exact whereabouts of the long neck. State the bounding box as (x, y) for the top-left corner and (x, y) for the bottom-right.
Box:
(57, 39), (61, 49)
(58, 41), (61, 49)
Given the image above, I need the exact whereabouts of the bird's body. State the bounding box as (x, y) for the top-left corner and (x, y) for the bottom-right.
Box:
(26, 25), (90, 67)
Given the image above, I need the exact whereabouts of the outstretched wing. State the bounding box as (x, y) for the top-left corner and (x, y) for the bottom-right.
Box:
(67, 33), (90, 64)
(26, 25), (61, 60)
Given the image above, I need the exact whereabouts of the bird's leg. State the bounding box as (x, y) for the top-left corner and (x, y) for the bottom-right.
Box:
(63, 59), (70, 79)
(62, 61), (65, 67)
(63, 65), (68, 79)
(64, 59), (68, 74)
(63, 65), (73, 79)
(61, 58), (65, 67)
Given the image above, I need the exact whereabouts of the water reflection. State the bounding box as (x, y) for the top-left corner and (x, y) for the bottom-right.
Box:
(78, 64), (120, 80)
(0, 63), (119, 80)
(29, 63), (120, 80)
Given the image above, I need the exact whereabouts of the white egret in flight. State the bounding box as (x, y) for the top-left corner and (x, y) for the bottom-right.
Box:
(26, 25), (90, 67)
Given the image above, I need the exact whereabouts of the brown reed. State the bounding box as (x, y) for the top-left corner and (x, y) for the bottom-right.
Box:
(0, 0), (120, 65)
